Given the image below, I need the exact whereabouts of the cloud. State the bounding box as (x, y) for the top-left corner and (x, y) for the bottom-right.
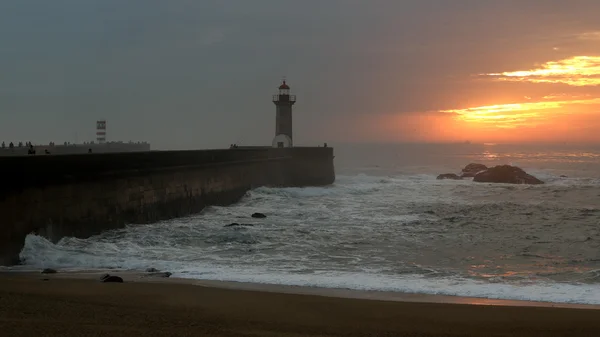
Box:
(440, 97), (600, 128)
(542, 92), (594, 100)
(482, 56), (600, 87)
(577, 31), (600, 41)
(5, 1), (600, 145)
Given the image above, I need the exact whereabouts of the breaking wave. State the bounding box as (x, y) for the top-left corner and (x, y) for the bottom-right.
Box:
(12, 168), (600, 305)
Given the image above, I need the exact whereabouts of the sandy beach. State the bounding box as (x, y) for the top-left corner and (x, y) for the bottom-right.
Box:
(1, 272), (600, 336)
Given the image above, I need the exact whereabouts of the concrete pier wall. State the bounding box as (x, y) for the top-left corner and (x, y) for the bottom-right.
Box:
(0, 147), (334, 265)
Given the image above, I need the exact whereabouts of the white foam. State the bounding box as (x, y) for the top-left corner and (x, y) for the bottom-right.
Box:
(174, 269), (600, 306)
(15, 234), (600, 305)
(11, 170), (600, 306)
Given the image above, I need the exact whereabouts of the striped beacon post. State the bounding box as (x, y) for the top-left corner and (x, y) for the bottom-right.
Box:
(96, 120), (106, 143)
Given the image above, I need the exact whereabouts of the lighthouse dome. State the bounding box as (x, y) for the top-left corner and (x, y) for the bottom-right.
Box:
(278, 81), (290, 90)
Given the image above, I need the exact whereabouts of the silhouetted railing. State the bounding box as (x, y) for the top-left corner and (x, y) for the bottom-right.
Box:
(272, 94), (296, 102)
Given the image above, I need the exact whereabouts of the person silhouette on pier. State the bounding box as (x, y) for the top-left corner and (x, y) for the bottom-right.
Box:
(27, 144), (36, 155)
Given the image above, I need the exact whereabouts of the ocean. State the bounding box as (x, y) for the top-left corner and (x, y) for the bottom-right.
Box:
(12, 143), (600, 305)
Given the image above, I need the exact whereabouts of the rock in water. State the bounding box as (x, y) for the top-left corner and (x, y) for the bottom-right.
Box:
(461, 163), (488, 178)
(436, 173), (462, 180)
(100, 274), (124, 283)
(145, 267), (159, 272)
(225, 223), (254, 227)
(41, 268), (57, 274)
(251, 212), (267, 218)
(473, 165), (544, 184)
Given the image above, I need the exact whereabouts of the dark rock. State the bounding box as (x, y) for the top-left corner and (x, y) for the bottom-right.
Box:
(473, 165), (544, 185)
(251, 212), (267, 218)
(41, 268), (57, 274)
(103, 276), (123, 283)
(436, 173), (462, 180)
(225, 223), (254, 227)
(100, 274), (123, 283)
(560, 175), (568, 178)
(461, 163), (488, 178)
(145, 267), (159, 272)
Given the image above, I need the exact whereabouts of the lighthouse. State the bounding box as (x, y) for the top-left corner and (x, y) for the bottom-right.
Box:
(272, 80), (296, 148)
(96, 120), (107, 143)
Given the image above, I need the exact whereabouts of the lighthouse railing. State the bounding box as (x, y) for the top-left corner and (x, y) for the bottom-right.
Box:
(272, 94), (296, 102)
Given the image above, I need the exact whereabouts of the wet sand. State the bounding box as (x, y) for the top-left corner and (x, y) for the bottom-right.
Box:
(2, 272), (600, 336)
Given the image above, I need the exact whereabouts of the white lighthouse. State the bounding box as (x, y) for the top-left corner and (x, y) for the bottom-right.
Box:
(272, 80), (296, 148)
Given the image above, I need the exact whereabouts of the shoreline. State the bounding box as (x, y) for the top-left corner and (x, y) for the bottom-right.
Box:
(4, 269), (599, 310)
(2, 271), (600, 336)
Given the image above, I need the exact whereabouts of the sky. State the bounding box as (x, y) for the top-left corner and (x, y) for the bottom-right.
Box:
(2, 0), (600, 149)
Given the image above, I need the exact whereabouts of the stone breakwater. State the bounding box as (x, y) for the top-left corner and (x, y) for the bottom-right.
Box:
(0, 147), (335, 265)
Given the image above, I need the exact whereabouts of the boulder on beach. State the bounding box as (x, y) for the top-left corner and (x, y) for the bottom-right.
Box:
(436, 173), (462, 180)
(473, 165), (544, 185)
(41, 268), (57, 274)
(100, 274), (124, 283)
(251, 212), (267, 219)
(460, 163), (488, 178)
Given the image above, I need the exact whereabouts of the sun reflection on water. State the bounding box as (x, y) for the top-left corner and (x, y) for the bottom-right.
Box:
(482, 151), (498, 160)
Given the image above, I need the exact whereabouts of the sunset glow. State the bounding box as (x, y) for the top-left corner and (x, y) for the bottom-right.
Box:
(484, 56), (600, 87)
(427, 50), (600, 140)
(441, 98), (600, 128)
(380, 45), (600, 143)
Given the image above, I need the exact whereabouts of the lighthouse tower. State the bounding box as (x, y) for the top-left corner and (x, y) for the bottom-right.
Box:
(96, 120), (107, 143)
(272, 80), (296, 148)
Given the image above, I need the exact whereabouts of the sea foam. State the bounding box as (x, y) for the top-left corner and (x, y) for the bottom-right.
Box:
(11, 169), (600, 306)
(13, 234), (600, 305)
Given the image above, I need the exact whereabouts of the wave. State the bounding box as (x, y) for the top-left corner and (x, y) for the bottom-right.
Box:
(10, 169), (600, 306)
(13, 235), (600, 305)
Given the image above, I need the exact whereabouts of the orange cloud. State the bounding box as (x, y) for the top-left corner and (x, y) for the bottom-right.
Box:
(440, 97), (600, 128)
(443, 53), (600, 131)
(577, 31), (600, 41)
(369, 102), (600, 144)
(483, 56), (600, 86)
(409, 48), (600, 143)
